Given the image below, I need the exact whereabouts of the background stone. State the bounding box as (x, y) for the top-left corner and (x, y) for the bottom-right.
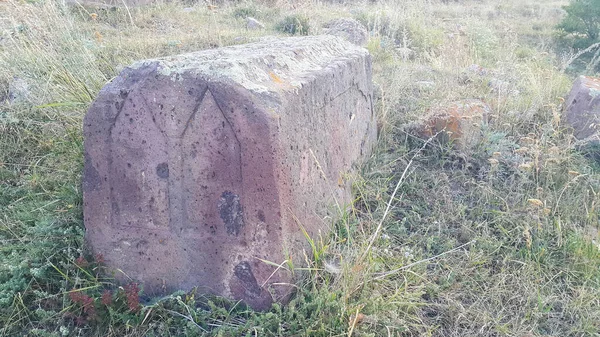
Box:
(565, 76), (600, 141)
(246, 17), (265, 30)
(414, 99), (491, 150)
(322, 18), (368, 46)
(7, 77), (30, 104)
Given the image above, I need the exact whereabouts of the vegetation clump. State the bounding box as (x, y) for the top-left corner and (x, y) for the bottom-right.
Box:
(232, 6), (259, 19)
(276, 15), (310, 36)
(556, 0), (600, 71)
(557, 0), (600, 49)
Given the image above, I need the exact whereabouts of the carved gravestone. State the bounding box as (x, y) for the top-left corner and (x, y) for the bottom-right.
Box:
(83, 36), (376, 310)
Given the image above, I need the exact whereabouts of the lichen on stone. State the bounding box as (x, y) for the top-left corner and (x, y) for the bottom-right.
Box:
(129, 36), (368, 94)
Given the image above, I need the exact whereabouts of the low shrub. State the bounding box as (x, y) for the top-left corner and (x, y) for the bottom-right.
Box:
(276, 15), (310, 36)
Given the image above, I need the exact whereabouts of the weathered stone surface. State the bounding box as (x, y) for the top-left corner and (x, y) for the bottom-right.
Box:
(415, 99), (491, 149)
(246, 17), (265, 30)
(565, 76), (600, 141)
(83, 36), (376, 310)
(8, 77), (30, 104)
(323, 18), (368, 46)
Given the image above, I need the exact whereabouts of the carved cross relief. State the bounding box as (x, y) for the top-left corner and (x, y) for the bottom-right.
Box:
(108, 85), (243, 236)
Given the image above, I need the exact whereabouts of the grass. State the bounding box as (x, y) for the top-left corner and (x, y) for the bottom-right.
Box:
(1, 0), (600, 336)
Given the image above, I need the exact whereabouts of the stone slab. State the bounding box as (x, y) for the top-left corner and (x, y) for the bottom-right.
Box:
(415, 99), (491, 150)
(565, 76), (600, 141)
(323, 18), (368, 46)
(83, 36), (376, 310)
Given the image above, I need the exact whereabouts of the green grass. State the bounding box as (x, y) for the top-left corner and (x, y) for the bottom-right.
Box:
(2, 0), (600, 336)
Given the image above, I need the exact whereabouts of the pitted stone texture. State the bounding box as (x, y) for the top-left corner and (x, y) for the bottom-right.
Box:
(415, 99), (491, 149)
(83, 36), (376, 310)
(565, 76), (600, 141)
(323, 18), (368, 46)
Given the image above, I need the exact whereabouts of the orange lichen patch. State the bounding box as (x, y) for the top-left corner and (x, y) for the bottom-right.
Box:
(94, 31), (103, 43)
(269, 71), (283, 84)
(582, 76), (600, 91)
(268, 71), (297, 91)
(417, 99), (491, 148)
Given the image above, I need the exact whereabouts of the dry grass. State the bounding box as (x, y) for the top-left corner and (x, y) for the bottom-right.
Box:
(1, 0), (600, 336)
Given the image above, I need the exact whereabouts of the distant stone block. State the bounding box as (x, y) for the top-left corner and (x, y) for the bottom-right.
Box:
(565, 76), (600, 141)
(415, 99), (491, 150)
(323, 18), (368, 46)
(83, 36), (376, 310)
(246, 17), (265, 30)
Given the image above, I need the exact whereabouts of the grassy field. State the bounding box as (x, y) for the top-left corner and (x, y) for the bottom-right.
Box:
(1, 0), (600, 336)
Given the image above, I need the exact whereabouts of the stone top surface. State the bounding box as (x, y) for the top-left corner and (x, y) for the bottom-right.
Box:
(131, 35), (369, 94)
(579, 76), (600, 97)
